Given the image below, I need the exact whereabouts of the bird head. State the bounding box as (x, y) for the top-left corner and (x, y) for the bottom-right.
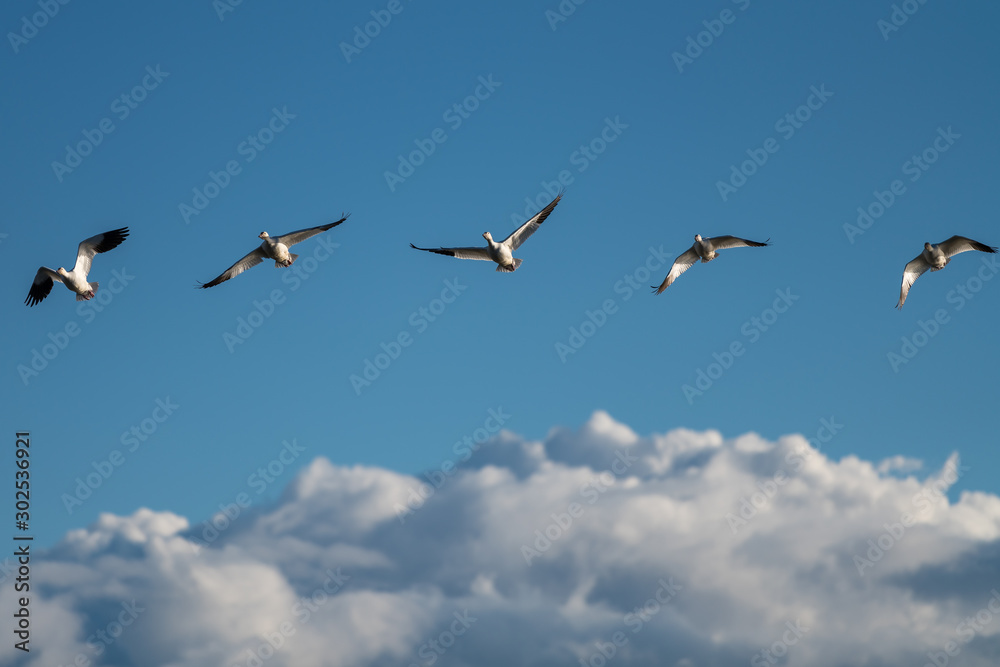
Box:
(57, 267), (68, 277)
(483, 232), (493, 242)
(259, 232), (270, 240)
(694, 234), (703, 242)
(924, 242), (933, 250)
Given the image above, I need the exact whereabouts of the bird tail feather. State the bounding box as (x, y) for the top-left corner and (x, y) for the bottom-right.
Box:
(496, 258), (522, 273)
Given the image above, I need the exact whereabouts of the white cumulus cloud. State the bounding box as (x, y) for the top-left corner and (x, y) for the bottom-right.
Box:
(5, 411), (1000, 667)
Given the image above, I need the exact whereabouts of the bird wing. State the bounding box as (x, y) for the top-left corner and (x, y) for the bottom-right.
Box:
(73, 227), (130, 276)
(409, 244), (492, 261)
(708, 235), (770, 251)
(273, 214), (350, 247)
(198, 247), (267, 288)
(651, 247), (698, 294)
(897, 254), (931, 309)
(25, 267), (62, 307)
(502, 193), (563, 251)
(937, 235), (998, 259)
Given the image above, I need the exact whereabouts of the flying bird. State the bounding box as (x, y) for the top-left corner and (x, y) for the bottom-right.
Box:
(25, 227), (130, 307)
(198, 216), (349, 288)
(410, 193), (562, 272)
(896, 235), (997, 308)
(652, 234), (770, 294)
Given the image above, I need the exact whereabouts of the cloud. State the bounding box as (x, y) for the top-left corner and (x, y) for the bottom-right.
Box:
(6, 411), (1000, 666)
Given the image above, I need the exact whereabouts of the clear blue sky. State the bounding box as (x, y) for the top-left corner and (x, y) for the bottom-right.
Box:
(2, 0), (998, 548)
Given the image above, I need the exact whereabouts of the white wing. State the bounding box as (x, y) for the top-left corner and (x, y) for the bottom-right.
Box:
(198, 248), (267, 288)
(707, 235), (770, 251)
(409, 244), (492, 261)
(502, 193), (562, 251)
(73, 227), (130, 277)
(897, 254), (931, 309)
(25, 267), (63, 307)
(936, 235), (997, 259)
(274, 215), (349, 247)
(652, 246), (698, 294)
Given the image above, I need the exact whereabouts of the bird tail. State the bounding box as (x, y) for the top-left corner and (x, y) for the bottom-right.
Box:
(276, 253), (299, 268)
(496, 258), (522, 273)
(77, 282), (98, 301)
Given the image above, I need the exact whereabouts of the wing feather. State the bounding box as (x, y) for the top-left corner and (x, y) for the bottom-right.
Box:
(937, 235), (998, 259)
(74, 227), (130, 276)
(409, 244), (491, 261)
(708, 235), (770, 251)
(25, 267), (62, 307)
(651, 247), (697, 294)
(198, 248), (267, 288)
(502, 193), (562, 251)
(273, 215), (350, 247)
(896, 254), (930, 309)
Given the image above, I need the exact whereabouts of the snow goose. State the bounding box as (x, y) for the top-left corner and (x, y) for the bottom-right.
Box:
(198, 215), (349, 288)
(410, 193), (562, 272)
(652, 234), (770, 294)
(896, 235), (997, 308)
(25, 227), (130, 307)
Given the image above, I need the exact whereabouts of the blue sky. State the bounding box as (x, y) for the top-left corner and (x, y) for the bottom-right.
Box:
(3, 0), (998, 547)
(2, 2), (1000, 663)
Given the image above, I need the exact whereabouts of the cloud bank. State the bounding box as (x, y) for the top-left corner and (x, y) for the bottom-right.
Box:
(6, 411), (1000, 667)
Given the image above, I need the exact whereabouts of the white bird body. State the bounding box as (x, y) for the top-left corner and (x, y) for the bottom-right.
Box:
(693, 234), (720, 262)
(921, 242), (949, 271)
(198, 215), (349, 288)
(652, 233), (770, 294)
(25, 227), (130, 307)
(896, 236), (997, 308)
(259, 233), (296, 267)
(411, 193), (562, 272)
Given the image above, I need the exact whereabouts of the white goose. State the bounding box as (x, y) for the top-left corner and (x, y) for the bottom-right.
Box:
(652, 234), (770, 294)
(410, 193), (562, 272)
(198, 215), (349, 288)
(896, 235), (997, 308)
(25, 227), (130, 307)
